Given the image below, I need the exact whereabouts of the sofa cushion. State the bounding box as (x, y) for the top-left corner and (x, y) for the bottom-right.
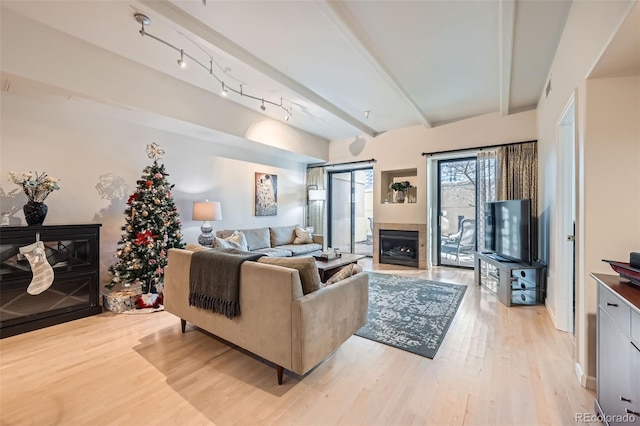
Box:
(325, 264), (363, 286)
(213, 230), (248, 251)
(276, 243), (322, 256)
(218, 228), (270, 250)
(257, 256), (321, 295)
(252, 247), (293, 257)
(243, 228), (271, 250)
(269, 225), (297, 247)
(293, 226), (313, 244)
(185, 243), (211, 252)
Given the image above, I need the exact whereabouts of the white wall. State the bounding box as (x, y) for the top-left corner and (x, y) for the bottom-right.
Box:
(0, 91), (307, 291)
(329, 110), (537, 227)
(581, 75), (640, 383)
(535, 0), (637, 388)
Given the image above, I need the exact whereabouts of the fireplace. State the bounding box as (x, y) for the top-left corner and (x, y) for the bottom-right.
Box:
(379, 229), (419, 268)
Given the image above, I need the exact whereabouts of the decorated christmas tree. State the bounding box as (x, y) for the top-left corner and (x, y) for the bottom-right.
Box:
(107, 143), (185, 294)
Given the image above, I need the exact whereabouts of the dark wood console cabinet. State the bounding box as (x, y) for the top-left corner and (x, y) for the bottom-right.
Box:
(0, 224), (102, 338)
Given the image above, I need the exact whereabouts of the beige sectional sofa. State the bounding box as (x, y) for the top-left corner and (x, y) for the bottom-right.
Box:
(216, 225), (323, 257)
(164, 248), (368, 384)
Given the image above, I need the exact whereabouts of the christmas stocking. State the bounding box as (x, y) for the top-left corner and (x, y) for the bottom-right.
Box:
(19, 241), (54, 295)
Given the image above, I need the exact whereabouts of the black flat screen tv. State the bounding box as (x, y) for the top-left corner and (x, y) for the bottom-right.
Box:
(484, 199), (531, 264)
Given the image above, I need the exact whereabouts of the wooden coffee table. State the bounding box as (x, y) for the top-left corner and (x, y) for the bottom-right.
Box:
(313, 253), (366, 282)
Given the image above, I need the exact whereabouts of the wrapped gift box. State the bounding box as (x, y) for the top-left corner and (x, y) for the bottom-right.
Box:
(103, 289), (138, 313)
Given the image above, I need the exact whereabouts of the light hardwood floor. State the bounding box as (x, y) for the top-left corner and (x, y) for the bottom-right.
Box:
(0, 261), (596, 425)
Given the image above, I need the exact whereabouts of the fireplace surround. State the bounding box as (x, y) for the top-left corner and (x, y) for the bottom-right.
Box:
(379, 229), (419, 268)
(373, 222), (426, 269)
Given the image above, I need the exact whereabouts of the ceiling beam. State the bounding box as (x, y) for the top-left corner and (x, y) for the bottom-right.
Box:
(499, 0), (516, 116)
(139, 0), (377, 137)
(313, 0), (432, 128)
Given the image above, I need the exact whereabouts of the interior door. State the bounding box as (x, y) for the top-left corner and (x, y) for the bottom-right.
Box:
(328, 169), (373, 256)
(558, 96), (577, 334)
(437, 158), (477, 268)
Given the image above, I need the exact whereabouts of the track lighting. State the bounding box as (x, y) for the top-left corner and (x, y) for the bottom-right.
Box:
(134, 13), (293, 122)
(364, 110), (370, 119)
(177, 50), (186, 68)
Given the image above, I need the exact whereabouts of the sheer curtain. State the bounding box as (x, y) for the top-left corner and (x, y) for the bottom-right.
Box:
(306, 167), (326, 236)
(476, 150), (498, 252)
(497, 141), (538, 259)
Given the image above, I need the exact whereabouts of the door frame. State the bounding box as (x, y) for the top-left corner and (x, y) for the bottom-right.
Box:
(554, 92), (578, 333)
(327, 167), (373, 255)
(436, 156), (478, 268)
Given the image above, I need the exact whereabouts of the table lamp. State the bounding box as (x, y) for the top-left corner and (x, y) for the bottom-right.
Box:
(192, 201), (222, 246)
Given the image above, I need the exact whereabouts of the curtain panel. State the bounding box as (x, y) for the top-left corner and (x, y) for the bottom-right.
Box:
(497, 142), (538, 259)
(306, 167), (326, 236)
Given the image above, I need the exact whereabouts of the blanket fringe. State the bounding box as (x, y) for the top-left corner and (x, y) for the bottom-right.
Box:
(189, 293), (240, 319)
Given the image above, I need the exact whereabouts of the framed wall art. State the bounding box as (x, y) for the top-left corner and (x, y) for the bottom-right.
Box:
(255, 172), (277, 216)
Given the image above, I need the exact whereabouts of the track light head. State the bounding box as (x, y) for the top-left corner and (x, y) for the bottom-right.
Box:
(134, 13), (151, 26)
(221, 82), (228, 96)
(364, 110), (370, 119)
(285, 111), (290, 121)
(177, 50), (186, 68)
(260, 100), (266, 111)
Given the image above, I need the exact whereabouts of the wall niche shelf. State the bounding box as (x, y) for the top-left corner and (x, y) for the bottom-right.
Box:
(381, 168), (418, 204)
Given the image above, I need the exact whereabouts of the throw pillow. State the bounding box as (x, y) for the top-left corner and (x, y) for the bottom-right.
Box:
(213, 230), (248, 251)
(293, 226), (313, 244)
(257, 256), (321, 295)
(325, 263), (363, 286)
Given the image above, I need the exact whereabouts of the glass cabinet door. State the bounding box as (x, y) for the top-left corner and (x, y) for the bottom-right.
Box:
(0, 225), (102, 337)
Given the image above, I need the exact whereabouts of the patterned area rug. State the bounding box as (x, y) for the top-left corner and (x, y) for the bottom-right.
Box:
(356, 272), (467, 358)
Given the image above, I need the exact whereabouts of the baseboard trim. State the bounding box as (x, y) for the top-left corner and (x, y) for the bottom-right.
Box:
(575, 362), (597, 390)
(545, 299), (558, 327)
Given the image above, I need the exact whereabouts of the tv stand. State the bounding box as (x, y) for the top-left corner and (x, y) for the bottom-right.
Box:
(482, 253), (517, 263)
(474, 252), (546, 307)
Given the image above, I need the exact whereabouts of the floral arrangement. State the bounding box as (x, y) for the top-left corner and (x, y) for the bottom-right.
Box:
(8, 171), (61, 203)
(390, 181), (412, 192)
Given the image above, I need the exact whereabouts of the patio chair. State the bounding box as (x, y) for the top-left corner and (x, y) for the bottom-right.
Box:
(441, 219), (476, 265)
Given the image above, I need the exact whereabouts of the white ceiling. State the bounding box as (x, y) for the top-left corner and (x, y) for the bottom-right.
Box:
(2, 0), (573, 141)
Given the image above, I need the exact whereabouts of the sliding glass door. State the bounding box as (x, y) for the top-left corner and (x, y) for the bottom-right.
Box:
(328, 168), (373, 256)
(437, 158), (477, 268)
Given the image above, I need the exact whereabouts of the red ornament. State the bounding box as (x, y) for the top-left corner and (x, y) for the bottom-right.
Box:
(134, 230), (157, 246)
(127, 192), (138, 205)
(146, 180), (153, 187)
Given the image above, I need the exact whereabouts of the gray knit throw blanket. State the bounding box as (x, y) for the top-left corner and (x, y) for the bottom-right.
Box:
(189, 248), (264, 318)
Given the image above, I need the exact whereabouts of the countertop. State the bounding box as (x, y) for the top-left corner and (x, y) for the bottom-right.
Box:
(591, 273), (640, 312)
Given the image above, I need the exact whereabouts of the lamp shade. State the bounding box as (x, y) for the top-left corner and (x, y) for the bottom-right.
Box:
(308, 189), (326, 201)
(192, 201), (222, 221)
